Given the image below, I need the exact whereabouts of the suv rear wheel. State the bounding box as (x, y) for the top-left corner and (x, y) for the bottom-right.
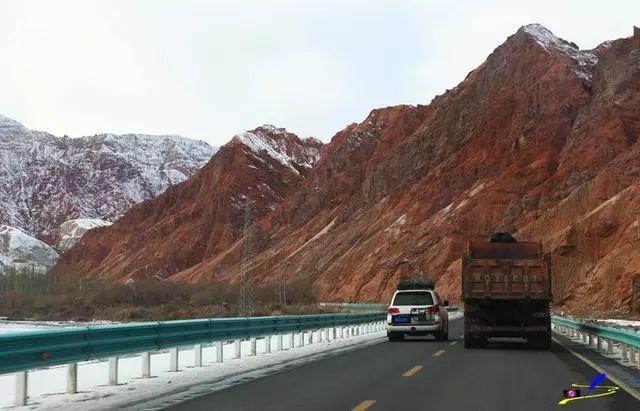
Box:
(434, 326), (449, 341)
(388, 332), (404, 342)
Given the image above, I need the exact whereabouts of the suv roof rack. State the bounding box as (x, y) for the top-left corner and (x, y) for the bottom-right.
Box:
(396, 279), (435, 290)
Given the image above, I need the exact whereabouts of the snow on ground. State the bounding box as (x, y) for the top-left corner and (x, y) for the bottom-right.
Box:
(0, 320), (115, 335)
(57, 218), (112, 251)
(596, 319), (640, 328)
(0, 327), (386, 410)
(593, 319), (640, 333)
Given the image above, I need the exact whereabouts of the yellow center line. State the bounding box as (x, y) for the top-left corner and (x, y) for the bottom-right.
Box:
(449, 341), (457, 346)
(402, 365), (423, 377)
(352, 400), (376, 411)
(433, 350), (446, 357)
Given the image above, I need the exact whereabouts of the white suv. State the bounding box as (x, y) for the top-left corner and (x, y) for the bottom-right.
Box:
(386, 289), (449, 342)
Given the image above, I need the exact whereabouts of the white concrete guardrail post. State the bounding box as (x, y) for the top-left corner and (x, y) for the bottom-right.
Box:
(109, 356), (119, 384)
(298, 332), (305, 347)
(250, 338), (257, 356)
(332, 327), (337, 340)
(141, 352), (151, 377)
(277, 334), (283, 351)
(67, 363), (78, 394)
(15, 371), (27, 406)
(597, 336), (603, 352)
(194, 344), (203, 367)
(622, 344), (629, 362)
(216, 341), (224, 363)
(234, 340), (242, 359)
(607, 339), (614, 355)
(265, 335), (272, 353)
(169, 348), (179, 372)
(289, 332), (295, 349)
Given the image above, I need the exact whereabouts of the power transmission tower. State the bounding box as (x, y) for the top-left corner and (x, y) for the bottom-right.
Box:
(239, 199), (255, 316)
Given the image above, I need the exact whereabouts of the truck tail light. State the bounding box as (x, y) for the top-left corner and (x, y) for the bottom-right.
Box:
(426, 306), (440, 314)
(387, 307), (400, 315)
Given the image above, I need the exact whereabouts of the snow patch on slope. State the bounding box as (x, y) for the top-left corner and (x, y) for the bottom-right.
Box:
(57, 218), (112, 252)
(522, 24), (598, 80)
(0, 225), (58, 272)
(234, 125), (322, 173)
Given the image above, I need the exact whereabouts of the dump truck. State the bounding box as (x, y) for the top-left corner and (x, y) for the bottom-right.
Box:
(461, 234), (551, 349)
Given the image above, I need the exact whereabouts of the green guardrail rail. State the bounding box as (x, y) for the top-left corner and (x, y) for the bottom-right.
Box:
(0, 312), (385, 375)
(319, 302), (387, 311)
(551, 315), (640, 349)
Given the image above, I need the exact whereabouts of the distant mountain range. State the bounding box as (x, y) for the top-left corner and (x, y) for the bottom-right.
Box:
(0, 115), (217, 271)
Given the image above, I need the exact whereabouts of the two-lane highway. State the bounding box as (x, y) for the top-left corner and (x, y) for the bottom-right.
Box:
(165, 319), (639, 410)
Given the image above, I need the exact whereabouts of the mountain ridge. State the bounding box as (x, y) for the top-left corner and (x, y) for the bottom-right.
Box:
(53, 24), (640, 312)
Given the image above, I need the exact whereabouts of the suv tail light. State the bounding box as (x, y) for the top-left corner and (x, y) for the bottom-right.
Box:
(426, 305), (440, 314)
(387, 307), (400, 315)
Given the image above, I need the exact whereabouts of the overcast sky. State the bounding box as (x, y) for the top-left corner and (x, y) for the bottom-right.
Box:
(1, 1), (638, 146)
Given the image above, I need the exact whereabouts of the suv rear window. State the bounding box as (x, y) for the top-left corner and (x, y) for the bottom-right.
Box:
(392, 291), (434, 306)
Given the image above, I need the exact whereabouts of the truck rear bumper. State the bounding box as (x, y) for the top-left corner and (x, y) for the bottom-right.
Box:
(467, 325), (549, 334)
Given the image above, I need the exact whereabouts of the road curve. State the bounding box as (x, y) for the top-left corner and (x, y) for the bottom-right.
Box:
(164, 318), (638, 410)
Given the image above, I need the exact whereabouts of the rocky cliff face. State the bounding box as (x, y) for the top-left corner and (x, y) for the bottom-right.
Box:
(53, 126), (323, 282)
(53, 25), (640, 312)
(0, 115), (216, 245)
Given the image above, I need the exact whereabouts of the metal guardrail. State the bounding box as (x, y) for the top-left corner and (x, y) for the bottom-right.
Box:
(2, 312), (386, 406)
(551, 315), (640, 349)
(319, 302), (387, 311)
(0, 312), (385, 376)
(551, 315), (640, 370)
(319, 302), (460, 313)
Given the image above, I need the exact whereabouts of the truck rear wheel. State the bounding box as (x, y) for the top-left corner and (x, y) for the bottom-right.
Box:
(464, 333), (486, 348)
(526, 332), (551, 350)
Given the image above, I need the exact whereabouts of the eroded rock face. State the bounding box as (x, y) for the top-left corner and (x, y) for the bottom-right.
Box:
(53, 25), (640, 312)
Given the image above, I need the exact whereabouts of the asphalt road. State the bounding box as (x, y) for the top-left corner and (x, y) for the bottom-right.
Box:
(165, 318), (639, 411)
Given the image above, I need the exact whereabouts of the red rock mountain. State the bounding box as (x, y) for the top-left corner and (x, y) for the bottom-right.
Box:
(54, 125), (323, 282)
(53, 24), (640, 313)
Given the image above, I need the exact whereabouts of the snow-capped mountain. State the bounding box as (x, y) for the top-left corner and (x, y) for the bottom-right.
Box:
(0, 225), (59, 273)
(0, 114), (217, 244)
(233, 125), (322, 174)
(520, 23), (598, 81)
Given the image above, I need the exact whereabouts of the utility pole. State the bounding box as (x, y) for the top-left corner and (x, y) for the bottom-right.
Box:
(239, 199), (255, 317)
(278, 264), (287, 305)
